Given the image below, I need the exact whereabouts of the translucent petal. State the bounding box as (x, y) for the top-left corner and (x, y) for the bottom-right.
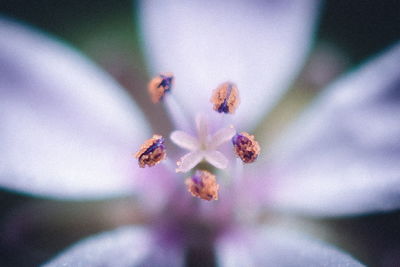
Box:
(170, 131), (199, 151)
(176, 151), (203, 173)
(0, 18), (151, 199)
(204, 150), (229, 169)
(140, 0), (319, 130)
(217, 227), (364, 266)
(208, 126), (236, 149)
(195, 113), (209, 144)
(43, 227), (184, 267)
(268, 42), (400, 216)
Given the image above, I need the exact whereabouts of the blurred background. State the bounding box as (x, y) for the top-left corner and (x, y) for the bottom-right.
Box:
(0, 0), (399, 266)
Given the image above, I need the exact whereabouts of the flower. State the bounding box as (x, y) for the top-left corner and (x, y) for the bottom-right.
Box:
(1, 0), (399, 266)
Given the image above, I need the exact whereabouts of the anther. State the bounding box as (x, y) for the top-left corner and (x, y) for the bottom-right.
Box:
(148, 73), (174, 103)
(185, 170), (219, 201)
(211, 82), (240, 114)
(135, 135), (166, 168)
(232, 132), (260, 163)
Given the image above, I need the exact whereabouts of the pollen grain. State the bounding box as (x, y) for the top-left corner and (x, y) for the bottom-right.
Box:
(148, 73), (174, 103)
(135, 134), (166, 168)
(185, 170), (219, 201)
(211, 82), (240, 114)
(232, 132), (260, 163)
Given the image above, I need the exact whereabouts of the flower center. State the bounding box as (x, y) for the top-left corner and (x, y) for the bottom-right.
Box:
(172, 113), (235, 173)
(134, 73), (261, 201)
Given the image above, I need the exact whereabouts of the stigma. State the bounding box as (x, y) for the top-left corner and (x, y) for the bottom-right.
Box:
(148, 73), (174, 103)
(135, 135), (166, 168)
(232, 132), (260, 163)
(211, 82), (240, 114)
(185, 170), (219, 201)
(170, 114), (236, 173)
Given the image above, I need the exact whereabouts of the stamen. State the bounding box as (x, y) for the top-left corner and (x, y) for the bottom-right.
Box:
(232, 132), (260, 163)
(164, 93), (191, 131)
(211, 82), (240, 114)
(148, 73), (174, 103)
(135, 135), (166, 168)
(185, 170), (219, 201)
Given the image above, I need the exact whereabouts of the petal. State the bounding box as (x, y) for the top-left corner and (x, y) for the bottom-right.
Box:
(176, 151), (203, 173)
(0, 18), (151, 199)
(268, 42), (400, 216)
(208, 126), (236, 149)
(196, 113), (209, 144)
(170, 131), (199, 151)
(140, 0), (319, 129)
(216, 227), (364, 266)
(204, 150), (229, 169)
(43, 226), (184, 267)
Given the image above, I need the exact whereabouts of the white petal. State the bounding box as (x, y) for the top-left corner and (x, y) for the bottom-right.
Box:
(195, 113), (209, 144)
(43, 227), (184, 267)
(204, 150), (229, 169)
(0, 18), (151, 199)
(176, 151), (203, 173)
(268, 43), (400, 216)
(208, 126), (236, 149)
(170, 131), (199, 151)
(140, 0), (319, 130)
(217, 227), (364, 266)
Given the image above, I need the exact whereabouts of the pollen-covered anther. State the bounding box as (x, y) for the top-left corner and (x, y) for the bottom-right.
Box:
(185, 170), (219, 201)
(232, 132), (260, 163)
(211, 82), (240, 114)
(148, 72), (174, 103)
(135, 135), (166, 168)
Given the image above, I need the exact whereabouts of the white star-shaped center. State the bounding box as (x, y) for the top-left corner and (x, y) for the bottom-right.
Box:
(170, 114), (236, 173)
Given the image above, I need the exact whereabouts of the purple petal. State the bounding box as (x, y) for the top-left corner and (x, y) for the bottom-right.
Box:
(268, 42), (400, 216)
(0, 18), (152, 199)
(216, 227), (364, 266)
(140, 0), (319, 130)
(43, 226), (184, 267)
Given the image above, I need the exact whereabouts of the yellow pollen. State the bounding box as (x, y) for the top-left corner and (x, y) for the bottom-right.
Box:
(185, 170), (219, 201)
(148, 73), (174, 103)
(210, 82), (240, 114)
(232, 132), (260, 163)
(135, 135), (166, 168)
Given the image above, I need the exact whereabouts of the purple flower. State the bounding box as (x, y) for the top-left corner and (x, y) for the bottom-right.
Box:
(1, 0), (399, 266)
